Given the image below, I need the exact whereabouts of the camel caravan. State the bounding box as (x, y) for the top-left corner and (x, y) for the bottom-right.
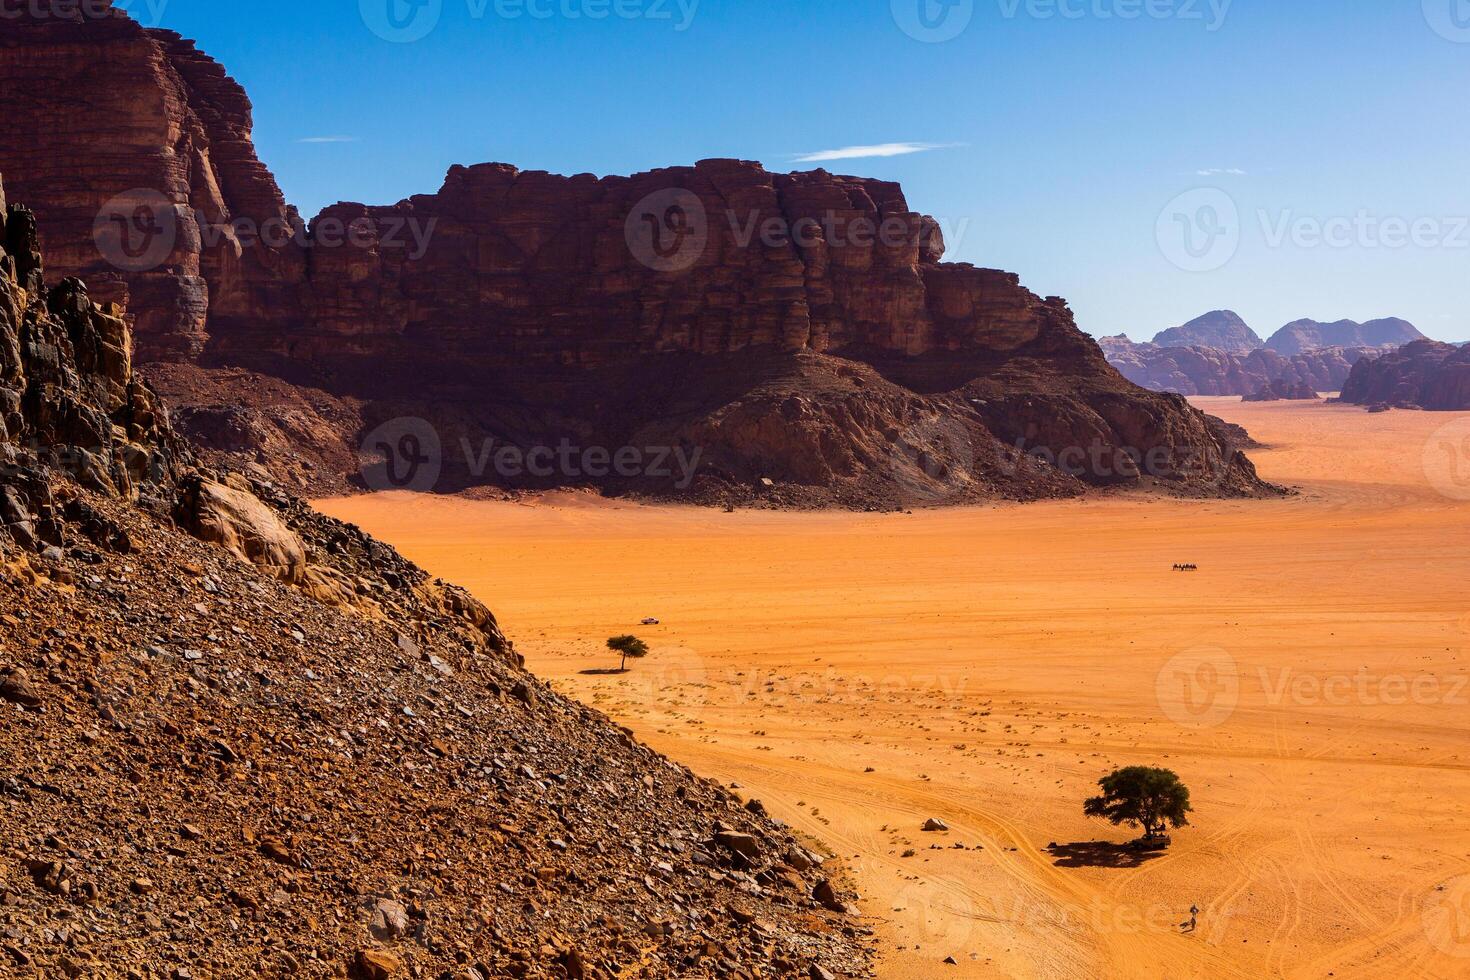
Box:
(1172, 564), (1200, 572)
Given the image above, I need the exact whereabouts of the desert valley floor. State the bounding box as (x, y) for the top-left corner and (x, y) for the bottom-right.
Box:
(318, 399), (1470, 980)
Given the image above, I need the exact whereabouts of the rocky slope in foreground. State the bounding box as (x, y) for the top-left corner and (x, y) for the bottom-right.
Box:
(1340, 340), (1470, 410)
(0, 2), (1272, 506)
(0, 183), (870, 978)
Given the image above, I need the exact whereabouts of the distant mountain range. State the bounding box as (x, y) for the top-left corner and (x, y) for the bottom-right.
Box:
(1266, 317), (1424, 355)
(1105, 311), (1430, 396)
(1151, 311), (1264, 354)
(1143, 312), (1424, 356)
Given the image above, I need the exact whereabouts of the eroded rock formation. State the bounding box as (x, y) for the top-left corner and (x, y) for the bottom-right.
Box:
(1340, 340), (1470, 410)
(1151, 310), (1263, 353)
(1243, 379), (1320, 402)
(1100, 336), (1367, 397)
(0, 174), (872, 977)
(0, 182), (182, 554)
(1266, 317), (1423, 355)
(0, 2), (1275, 504)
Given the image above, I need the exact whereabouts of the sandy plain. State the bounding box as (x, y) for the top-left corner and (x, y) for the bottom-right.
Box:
(319, 398), (1470, 979)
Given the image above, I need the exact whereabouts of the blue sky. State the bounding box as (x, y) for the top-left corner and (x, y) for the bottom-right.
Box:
(129, 0), (1470, 341)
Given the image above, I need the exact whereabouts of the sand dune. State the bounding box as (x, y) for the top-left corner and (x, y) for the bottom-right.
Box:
(319, 399), (1470, 979)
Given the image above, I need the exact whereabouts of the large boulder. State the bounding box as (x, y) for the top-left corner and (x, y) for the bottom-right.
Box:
(175, 475), (308, 583)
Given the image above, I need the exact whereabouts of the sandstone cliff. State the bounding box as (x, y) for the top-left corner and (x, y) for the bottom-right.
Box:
(0, 172), (872, 979)
(1100, 336), (1366, 397)
(0, 2), (1274, 505)
(1340, 340), (1470, 410)
(0, 6), (302, 361)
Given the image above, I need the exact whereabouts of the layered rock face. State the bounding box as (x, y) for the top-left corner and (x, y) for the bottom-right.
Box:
(1152, 310), (1263, 353)
(0, 178), (182, 552)
(1340, 340), (1470, 410)
(1101, 336), (1367, 397)
(0, 3), (303, 361)
(0, 176), (872, 977)
(0, 5), (1274, 503)
(1266, 317), (1422, 355)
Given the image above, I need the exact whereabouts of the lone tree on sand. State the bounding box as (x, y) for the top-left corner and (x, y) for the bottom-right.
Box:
(1083, 767), (1193, 842)
(607, 635), (650, 672)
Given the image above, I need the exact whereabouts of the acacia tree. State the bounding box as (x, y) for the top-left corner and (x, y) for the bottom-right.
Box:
(1083, 766), (1193, 841)
(607, 635), (650, 672)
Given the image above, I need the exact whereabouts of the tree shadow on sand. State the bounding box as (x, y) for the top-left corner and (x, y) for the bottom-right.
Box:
(1048, 841), (1167, 869)
(579, 668), (631, 676)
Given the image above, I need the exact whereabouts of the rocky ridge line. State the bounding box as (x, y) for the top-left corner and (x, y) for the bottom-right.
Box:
(0, 2), (1275, 506)
(0, 174), (872, 978)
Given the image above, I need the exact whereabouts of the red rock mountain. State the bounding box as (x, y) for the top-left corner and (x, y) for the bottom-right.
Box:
(1099, 336), (1370, 397)
(0, 2), (1273, 504)
(1151, 310), (1263, 354)
(0, 174), (872, 977)
(1340, 340), (1470, 410)
(1265, 317), (1423, 356)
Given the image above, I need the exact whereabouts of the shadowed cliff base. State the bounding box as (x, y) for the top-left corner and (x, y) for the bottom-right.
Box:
(0, 2), (1279, 507)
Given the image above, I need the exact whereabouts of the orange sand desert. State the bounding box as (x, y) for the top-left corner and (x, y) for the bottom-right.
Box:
(319, 399), (1470, 979)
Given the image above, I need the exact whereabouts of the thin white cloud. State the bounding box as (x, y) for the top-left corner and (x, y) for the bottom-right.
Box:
(1195, 167), (1248, 176)
(793, 142), (964, 163)
(296, 136), (360, 144)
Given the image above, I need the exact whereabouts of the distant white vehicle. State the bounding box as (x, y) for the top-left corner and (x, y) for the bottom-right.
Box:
(641, 617), (661, 626)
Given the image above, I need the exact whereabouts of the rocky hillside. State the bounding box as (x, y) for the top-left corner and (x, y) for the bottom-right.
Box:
(1151, 310), (1263, 353)
(1340, 340), (1470, 410)
(1243, 379), (1320, 402)
(0, 2), (1274, 505)
(1265, 317), (1423, 355)
(1099, 336), (1367, 397)
(0, 180), (872, 978)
